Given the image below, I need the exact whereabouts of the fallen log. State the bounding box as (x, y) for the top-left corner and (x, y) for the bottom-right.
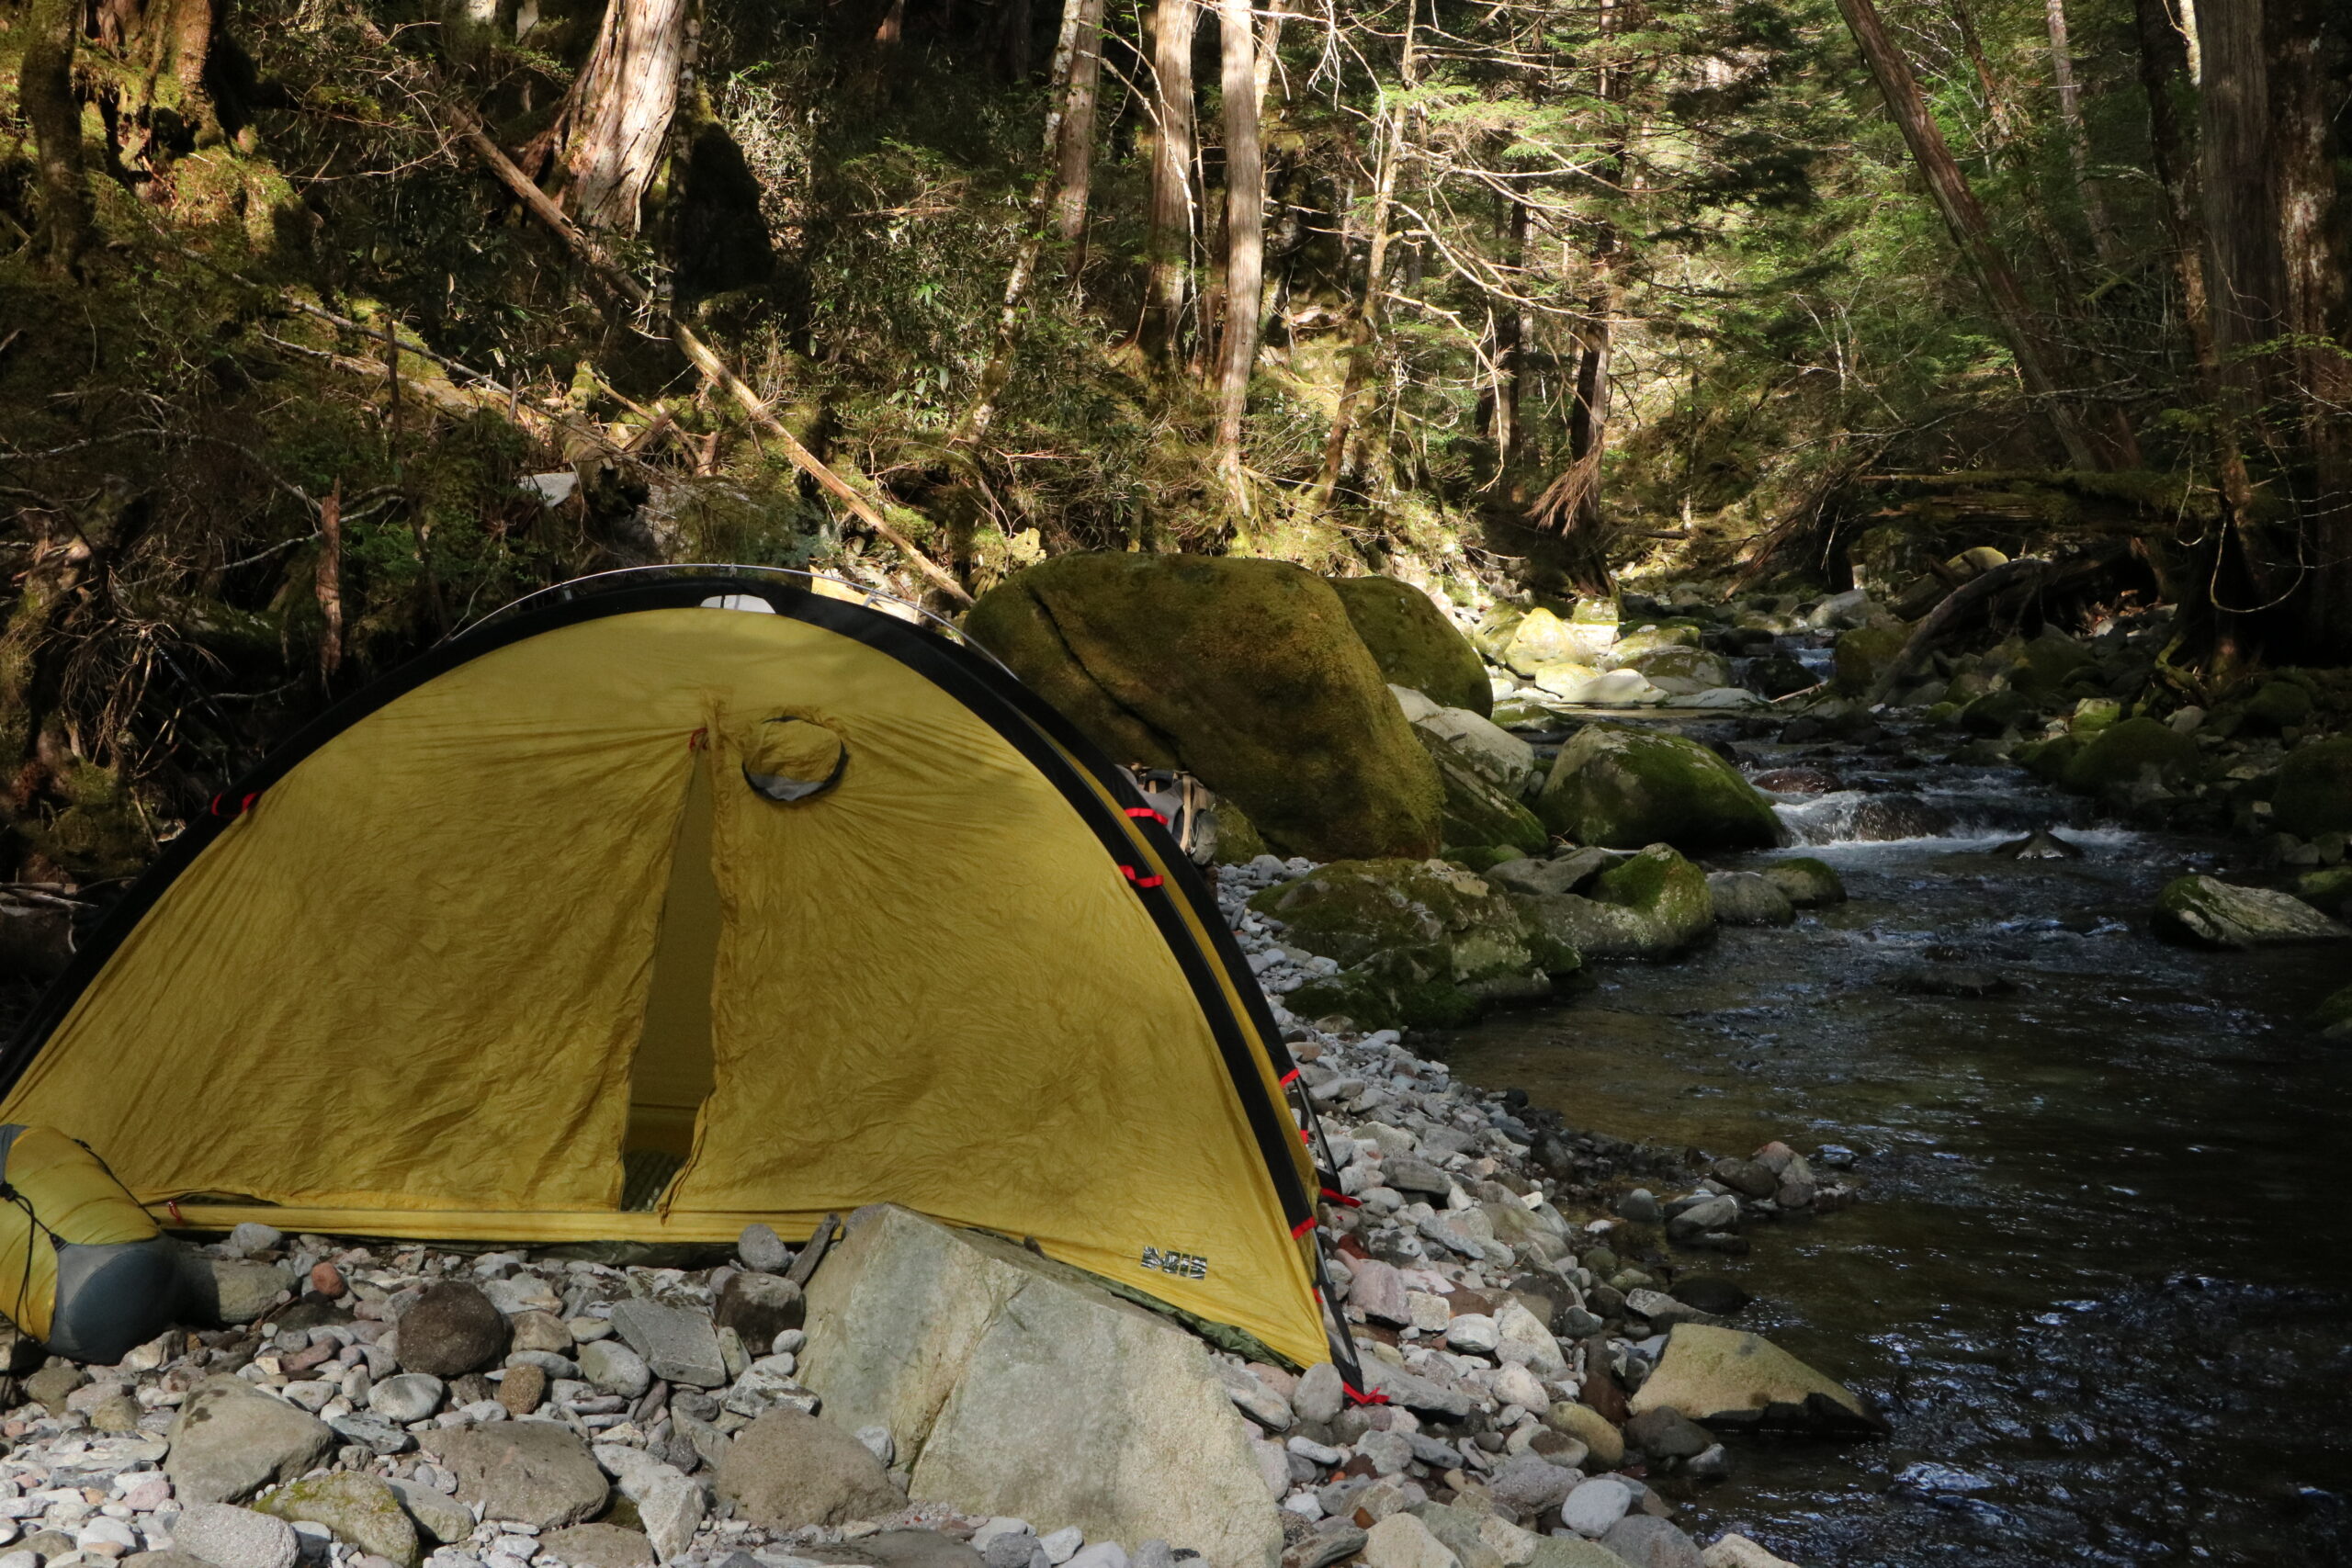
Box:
(1862, 545), (2131, 705)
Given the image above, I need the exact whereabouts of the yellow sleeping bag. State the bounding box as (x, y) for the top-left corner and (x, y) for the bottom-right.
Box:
(0, 1126), (178, 1361)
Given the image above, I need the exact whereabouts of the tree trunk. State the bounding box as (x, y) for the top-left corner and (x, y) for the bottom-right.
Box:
(1492, 200), (1529, 483)
(1139, 0), (1199, 370)
(1052, 0), (1108, 244)
(556, 0), (693, 233)
(18, 0), (89, 271)
(954, 0), (1104, 442)
(2043, 0), (2117, 263)
(1833, 0), (2105, 471)
(1211, 0), (1263, 508)
(1308, 107), (1399, 510)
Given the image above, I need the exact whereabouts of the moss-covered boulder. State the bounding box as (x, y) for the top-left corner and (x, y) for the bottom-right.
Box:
(1420, 732), (1549, 855)
(2313, 983), (2352, 1040)
(2007, 628), (2099, 697)
(964, 555), (1442, 860)
(1405, 703), (1538, 796)
(2013, 734), (2080, 784)
(1331, 576), (1491, 716)
(1620, 646), (1734, 693)
(1609, 624), (1702, 660)
(1832, 624), (1910, 695)
(2153, 874), (2350, 949)
(1762, 856), (1846, 907)
(2245, 680), (2314, 732)
(1959, 689), (2036, 737)
(1253, 859), (1548, 1029)
(2296, 865), (2352, 915)
(2274, 738), (2352, 839)
(259, 1474), (421, 1568)
(1536, 725), (1780, 852)
(1589, 843), (1716, 948)
(2060, 717), (2199, 796)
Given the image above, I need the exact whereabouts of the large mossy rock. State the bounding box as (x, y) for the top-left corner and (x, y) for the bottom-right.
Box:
(964, 555), (1442, 860)
(1331, 576), (1491, 716)
(2153, 874), (2350, 949)
(1510, 844), (1713, 963)
(2275, 738), (2352, 839)
(1536, 725), (1780, 852)
(2312, 983), (2352, 1040)
(2059, 717), (2199, 796)
(1420, 732), (1548, 856)
(1254, 859), (1549, 1028)
(1831, 624), (1909, 695)
(1588, 843), (1715, 950)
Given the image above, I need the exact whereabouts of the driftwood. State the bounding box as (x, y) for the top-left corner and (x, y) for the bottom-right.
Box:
(1862, 545), (2131, 705)
(786, 1212), (842, 1287)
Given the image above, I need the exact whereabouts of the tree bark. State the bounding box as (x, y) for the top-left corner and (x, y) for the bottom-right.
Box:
(1211, 0), (1263, 507)
(18, 0), (89, 271)
(1833, 0), (2104, 471)
(1052, 0), (1109, 244)
(1308, 106), (1399, 510)
(1490, 199), (1530, 482)
(2042, 0), (2117, 263)
(556, 0), (693, 233)
(1139, 0), (1199, 370)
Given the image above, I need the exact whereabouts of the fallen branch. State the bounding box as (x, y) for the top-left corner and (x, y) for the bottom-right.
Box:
(430, 95), (970, 605)
(1862, 546), (2131, 705)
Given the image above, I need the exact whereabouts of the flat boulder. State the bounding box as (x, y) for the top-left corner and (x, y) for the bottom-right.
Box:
(1760, 857), (1845, 907)
(1537, 727), (1779, 852)
(1704, 873), (1792, 927)
(1333, 577), (1491, 716)
(2059, 717), (2199, 798)
(964, 554), (1442, 860)
(1629, 1325), (1884, 1437)
(713, 1409), (903, 1530)
(255, 1473), (419, 1568)
(170, 1505), (299, 1568)
(540, 1525), (656, 1568)
(1420, 733), (1549, 856)
(165, 1379), (339, 1505)
(1401, 700), (1537, 796)
(419, 1420), (609, 1529)
(798, 1205), (1283, 1568)
(1257, 859), (1549, 1028)
(2154, 875), (2349, 949)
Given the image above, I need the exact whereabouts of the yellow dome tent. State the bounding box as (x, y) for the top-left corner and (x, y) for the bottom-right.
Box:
(0, 570), (1355, 1371)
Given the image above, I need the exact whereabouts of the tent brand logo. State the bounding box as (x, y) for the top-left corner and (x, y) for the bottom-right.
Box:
(1141, 1246), (1207, 1280)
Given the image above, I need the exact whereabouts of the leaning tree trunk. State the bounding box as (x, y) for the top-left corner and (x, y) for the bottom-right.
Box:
(1210, 0), (1263, 509)
(2041, 0), (2117, 264)
(556, 0), (693, 232)
(18, 0), (89, 271)
(1138, 0), (1199, 370)
(1833, 0), (2104, 472)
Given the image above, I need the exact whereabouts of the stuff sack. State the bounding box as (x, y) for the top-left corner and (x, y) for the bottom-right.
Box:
(0, 1126), (177, 1362)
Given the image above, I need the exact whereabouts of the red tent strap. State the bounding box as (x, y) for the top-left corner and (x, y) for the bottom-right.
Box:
(1288, 1216), (1317, 1239)
(1125, 807), (1169, 825)
(1280, 1066), (1301, 1086)
(208, 792), (259, 818)
(1319, 1186), (1363, 1208)
(1118, 865), (1165, 889)
(1342, 1382), (1390, 1407)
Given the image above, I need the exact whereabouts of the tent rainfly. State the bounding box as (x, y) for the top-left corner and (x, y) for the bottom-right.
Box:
(0, 571), (1360, 1372)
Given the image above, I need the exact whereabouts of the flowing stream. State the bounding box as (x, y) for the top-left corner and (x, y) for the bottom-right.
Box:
(1435, 715), (2352, 1568)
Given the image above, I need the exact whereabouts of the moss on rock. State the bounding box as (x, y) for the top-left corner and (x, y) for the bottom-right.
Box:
(1422, 731), (1549, 856)
(2153, 874), (2350, 949)
(2275, 738), (2352, 839)
(1253, 858), (1547, 1029)
(259, 1473), (421, 1568)
(1832, 624), (1909, 695)
(2059, 717), (2199, 796)
(1535, 725), (1780, 852)
(1761, 856), (1846, 908)
(964, 554), (1443, 860)
(1589, 843), (1716, 950)
(1330, 576), (1491, 716)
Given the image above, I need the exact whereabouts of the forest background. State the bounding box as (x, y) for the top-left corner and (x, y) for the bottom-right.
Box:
(0, 0), (2344, 885)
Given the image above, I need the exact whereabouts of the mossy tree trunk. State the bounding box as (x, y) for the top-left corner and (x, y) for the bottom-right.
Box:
(18, 0), (91, 271)
(1138, 0), (1198, 371)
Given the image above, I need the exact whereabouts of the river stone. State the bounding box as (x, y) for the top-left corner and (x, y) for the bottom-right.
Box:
(1630, 1325), (1884, 1436)
(1425, 732), (1552, 857)
(1485, 1453), (1577, 1521)
(2154, 875), (2349, 949)
(1294, 1361), (1346, 1426)
(1623, 1407), (1711, 1460)
(255, 1473), (419, 1568)
(384, 1481), (471, 1548)
(368, 1373), (444, 1423)
(594, 1450), (703, 1562)
(1258, 858), (1545, 1030)
(181, 1258), (296, 1326)
(1408, 705), (1536, 796)
(541, 1526), (656, 1568)
(1362, 1514), (1458, 1568)
(166, 1379), (340, 1504)
(1537, 726), (1778, 852)
(2059, 717), (2199, 797)
(714, 1272), (805, 1357)
(1543, 1403), (1623, 1467)
(737, 1224), (792, 1275)
(1485, 858), (1596, 899)
(1759, 857), (1844, 908)
(1599, 1517), (1702, 1568)
(579, 1339), (653, 1400)
(171, 1505), (298, 1568)
(713, 1409), (905, 1529)
(1557, 1477), (1634, 1538)
(1332, 577), (1491, 717)
(965, 554), (1444, 861)
(1704, 873), (1792, 927)
(799, 1204), (1284, 1568)
(2275, 738), (2352, 838)
(396, 1282), (508, 1378)
(1589, 846), (1715, 951)
(419, 1420), (609, 1528)
(609, 1301), (727, 1389)
(1696, 1538), (1800, 1568)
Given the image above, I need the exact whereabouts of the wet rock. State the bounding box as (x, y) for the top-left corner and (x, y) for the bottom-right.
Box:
(1630, 1325), (1884, 1436)
(419, 1419), (610, 1529)
(2153, 875), (2349, 950)
(1992, 827), (2083, 860)
(1669, 1277), (1750, 1317)
(2060, 718), (2199, 797)
(1750, 767), (1841, 795)
(171, 1505), (299, 1568)
(1697, 1538), (1801, 1568)
(1485, 858), (1600, 899)
(1892, 966), (2015, 998)
(1536, 727), (1780, 852)
(800, 1205), (1283, 1568)
(255, 1473), (420, 1568)
(1704, 873), (1793, 927)
(1848, 795), (1953, 841)
(1664, 1197), (1737, 1242)
(166, 1378), (340, 1504)
(1558, 1477), (1634, 1537)
(2276, 739), (2352, 839)
(2312, 982), (2352, 1040)
(1623, 1407), (1712, 1461)
(396, 1282), (509, 1378)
